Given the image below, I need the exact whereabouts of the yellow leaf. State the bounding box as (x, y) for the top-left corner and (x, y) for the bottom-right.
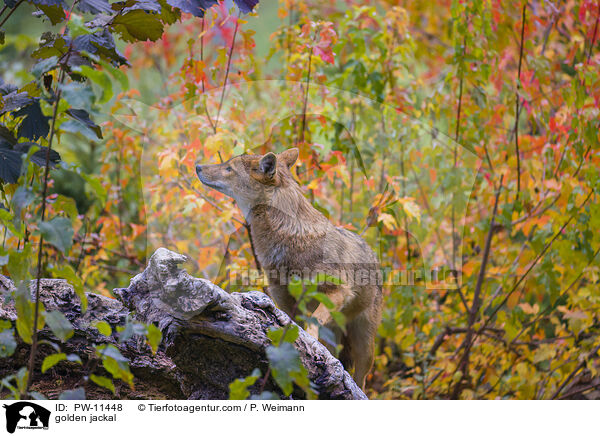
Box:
(378, 213), (397, 230)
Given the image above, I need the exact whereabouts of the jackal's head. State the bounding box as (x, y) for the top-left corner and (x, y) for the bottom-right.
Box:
(196, 148), (299, 218)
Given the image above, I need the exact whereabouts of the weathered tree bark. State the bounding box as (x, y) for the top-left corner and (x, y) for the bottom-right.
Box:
(0, 248), (367, 400)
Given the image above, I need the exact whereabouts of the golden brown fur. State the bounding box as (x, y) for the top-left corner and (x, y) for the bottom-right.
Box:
(196, 148), (383, 389)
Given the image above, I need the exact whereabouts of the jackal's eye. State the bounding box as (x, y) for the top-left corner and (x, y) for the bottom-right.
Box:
(226, 165), (233, 172)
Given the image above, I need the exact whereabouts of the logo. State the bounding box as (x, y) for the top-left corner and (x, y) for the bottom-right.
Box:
(2, 402), (50, 434)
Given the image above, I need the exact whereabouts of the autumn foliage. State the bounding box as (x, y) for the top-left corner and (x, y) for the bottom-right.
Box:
(1, 0), (600, 399)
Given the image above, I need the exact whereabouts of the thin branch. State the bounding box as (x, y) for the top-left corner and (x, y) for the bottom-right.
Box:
(213, 11), (241, 133)
(451, 175), (503, 399)
(550, 343), (600, 400)
(25, 66), (67, 396)
(587, 2), (600, 64)
(559, 381), (600, 400)
(452, 36), (465, 297)
(514, 3), (527, 198)
(298, 37), (314, 145)
(199, 17), (216, 131)
(478, 189), (594, 336)
(509, 243), (600, 345)
(244, 223), (261, 272)
(0, 0), (24, 28)
(410, 168), (469, 311)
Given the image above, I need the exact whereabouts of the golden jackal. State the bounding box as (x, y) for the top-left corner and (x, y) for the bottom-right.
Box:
(196, 148), (383, 389)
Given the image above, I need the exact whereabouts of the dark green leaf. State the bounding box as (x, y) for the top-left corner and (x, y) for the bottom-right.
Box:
(31, 56), (59, 78)
(64, 109), (103, 139)
(165, 0), (217, 17)
(76, 0), (112, 14)
(266, 342), (303, 396)
(0, 144), (23, 183)
(14, 142), (61, 167)
(0, 91), (33, 115)
(45, 310), (74, 342)
(13, 101), (50, 140)
(11, 186), (34, 218)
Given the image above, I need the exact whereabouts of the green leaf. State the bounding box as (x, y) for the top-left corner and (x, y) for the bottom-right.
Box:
(90, 374), (115, 394)
(0, 328), (17, 358)
(250, 391), (279, 400)
(59, 82), (94, 111)
(38, 216), (74, 254)
(11, 186), (34, 219)
(96, 343), (128, 362)
(73, 65), (113, 104)
(59, 387), (86, 400)
(45, 310), (74, 342)
(41, 352), (67, 373)
(315, 272), (344, 285)
(267, 325), (299, 344)
(38, 4), (66, 25)
(288, 278), (304, 299)
(111, 10), (164, 43)
(312, 293), (335, 309)
(53, 195), (79, 225)
(330, 311), (346, 332)
(81, 172), (107, 205)
(102, 356), (133, 387)
(14, 281), (44, 344)
(29, 391), (48, 400)
(116, 319), (145, 343)
(66, 353), (82, 364)
(266, 342), (304, 396)
(229, 368), (261, 400)
(31, 56), (59, 78)
(145, 323), (162, 354)
(94, 321), (112, 337)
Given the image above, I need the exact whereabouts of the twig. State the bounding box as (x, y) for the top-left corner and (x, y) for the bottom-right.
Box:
(452, 37), (465, 294)
(509, 244), (600, 345)
(199, 17), (216, 131)
(25, 65), (68, 396)
(74, 218), (89, 273)
(514, 3), (527, 198)
(244, 223), (261, 272)
(213, 10), (241, 133)
(450, 175), (503, 399)
(298, 33), (315, 145)
(478, 189), (594, 336)
(587, 2), (600, 64)
(559, 381), (600, 400)
(550, 343), (600, 399)
(0, 0), (24, 28)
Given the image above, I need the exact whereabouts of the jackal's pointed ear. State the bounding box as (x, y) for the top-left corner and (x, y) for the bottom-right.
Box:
(279, 148), (299, 169)
(259, 152), (277, 177)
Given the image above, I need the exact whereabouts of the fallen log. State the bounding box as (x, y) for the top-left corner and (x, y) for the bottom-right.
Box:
(0, 248), (366, 400)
